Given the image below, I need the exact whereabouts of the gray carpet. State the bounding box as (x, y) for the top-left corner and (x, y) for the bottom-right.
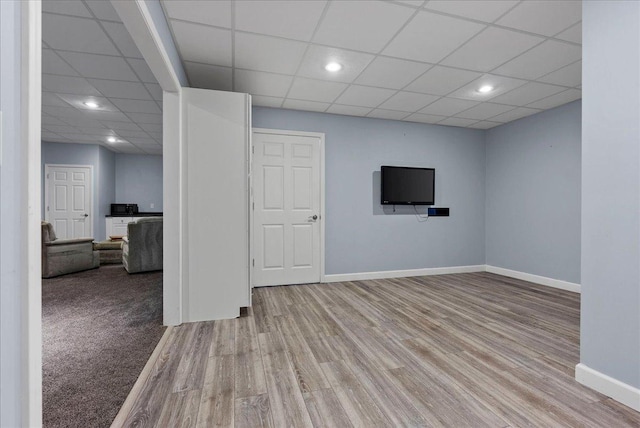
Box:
(43, 265), (165, 428)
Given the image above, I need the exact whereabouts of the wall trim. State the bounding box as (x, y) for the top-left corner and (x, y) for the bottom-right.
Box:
(485, 265), (581, 293)
(323, 265), (486, 283)
(575, 363), (640, 411)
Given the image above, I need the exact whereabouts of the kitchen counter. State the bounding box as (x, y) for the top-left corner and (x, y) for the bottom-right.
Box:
(106, 212), (163, 217)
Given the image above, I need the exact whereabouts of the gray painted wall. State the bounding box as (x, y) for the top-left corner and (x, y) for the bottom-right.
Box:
(486, 101), (581, 284)
(581, 1), (640, 388)
(0, 1), (23, 425)
(98, 146), (116, 240)
(253, 107), (486, 275)
(115, 153), (163, 211)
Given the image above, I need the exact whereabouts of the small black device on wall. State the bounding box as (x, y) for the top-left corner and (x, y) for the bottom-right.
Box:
(381, 165), (435, 205)
(428, 207), (450, 217)
(111, 203), (139, 215)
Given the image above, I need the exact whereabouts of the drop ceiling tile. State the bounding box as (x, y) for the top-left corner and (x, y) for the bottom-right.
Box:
(85, 1), (121, 21)
(74, 127), (113, 136)
(42, 92), (70, 107)
(139, 123), (163, 133)
(405, 66), (481, 96)
(403, 113), (447, 124)
(144, 83), (163, 102)
(110, 99), (162, 114)
(100, 121), (141, 131)
(144, 148), (164, 155)
(86, 79), (151, 100)
(556, 22), (581, 44)
(493, 40), (581, 80)
(42, 124), (81, 134)
(313, 1), (414, 53)
(85, 110), (132, 122)
(438, 117), (478, 127)
(326, 104), (373, 117)
(115, 130), (153, 139)
(378, 91), (439, 112)
(43, 105), (88, 119)
(41, 132), (69, 142)
(184, 62), (232, 91)
(441, 27), (543, 72)
(251, 96), (284, 108)
(126, 113), (163, 125)
(419, 97), (479, 116)
(282, 99), (330, 112)
(455, 103), (514, 120)
(171, 21), (232, 66)
(489, 107), (541, 123)
(288, 78), (348, 103)
(162, 0), (231, 28)
(42, 0), (92, 18)
(424, 1), (518, 23)
(335, 85), (396, 108)
(235, 33), (307, 75)
(490, 82), (566, 106)
(496, 1), (581, 36)
(467, 121), (501, 129)
(383, 10), (485, 63)
(126, 59), (158, 84)
(43, 13), (119, 55)
(538, 61), (581, 87)
(526, 88), (581, 110)
(43, 74), (101, 96)
(367, 109), (410, 120)
(56, 94), (119, 111)
(42, 49), (79, 76)
(41, 115), (68, 126)
(234, 69), (293, 98)
(102, 22), (143, 58)
(447, 74), (527, 101)
(235, 0), (326, 41)
(393, 1), (425, 7)
(58, 116), (107, 129)
(297, 45), (375, 83)
(58, 51), (139, 81)
(355, 57), (432, 90)
(127, 137), (158, 146)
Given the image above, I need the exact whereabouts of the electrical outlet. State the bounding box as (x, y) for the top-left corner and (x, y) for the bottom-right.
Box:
(150, 203), (155, 209)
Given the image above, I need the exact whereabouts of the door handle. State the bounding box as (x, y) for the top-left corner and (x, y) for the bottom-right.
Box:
(309, 215), (318, 221)
(82, 213), (89, 217)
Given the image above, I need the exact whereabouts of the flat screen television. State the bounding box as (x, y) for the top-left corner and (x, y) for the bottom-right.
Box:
(381, 166), (435, 205)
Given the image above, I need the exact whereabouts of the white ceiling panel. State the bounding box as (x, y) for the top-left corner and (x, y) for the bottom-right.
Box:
(405, 65), (481, 96)
(139, 123), (163, 134)
(87, 79), (153, 100)
(335, 85), (396, 108)
(489, 82), (566, 106)
(110, 99), (162, 115)
(252, 96), (284, 108)
(100, 121), (142, 132)
(313, 1), (414, 53)
(556, 22), (582, 44)
(438, 117), (478, 127)
(403, 113), (447, 124)
(355, 57), (432, 90)
(162, 0), (232, 28)
(42, 0), (92, 18)
(170, 21), (232, 66)
(85, 1), (122, 22)
(183, 62), (232, 91)
(235, 33), (307, 75)
(441, 27), (543, 72)
(367, 109), (410, 121)
(234, 69), (293, 98)
(297, 45), (375, 83)
(235, 0), (326, 41)
(527, 89), (582, 110)
(424, 0), (518, 23)
(467, 121), (501, 129)
(84, 110), (132, 122)
(383, 11), (485, 63)
(455, 103), (514, 120)
(43, 124), (82, 134)
(282, 99), (330, 112)
(326, 104), (373, 117)
(42, 92), (72, 108)
(126, 59), (159, 84)
(288, 78), (348, 103)
(145, 83), (163, 101)
(496, 1), (581, 37)
(126, 113), (163, 125)
(59, 51), (140, 81)
(42, 115), (68, 126)
(56, 94), (119, 112)
(489, 107), (541, 123)
(419, 97), (479, 116)
(42, 49), (80, 76)
(538, 61), (581, 87)
(393, 1), (425, 7)
(102, 22), (144, 58)
(43, 13), (119, 55)
(377, 91), (439, 112)
(493, 40), (581, 80)
(447, 74), (527, 101)
(57, 116), (108, 129)
(42, 74), (101, 96)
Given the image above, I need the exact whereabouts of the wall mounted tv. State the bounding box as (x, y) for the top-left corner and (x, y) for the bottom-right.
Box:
(381, 165), (435, 205)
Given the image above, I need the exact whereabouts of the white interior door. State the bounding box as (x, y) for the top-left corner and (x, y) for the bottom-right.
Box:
(45, 164), (92, 239)
(253, 131), (322, 287)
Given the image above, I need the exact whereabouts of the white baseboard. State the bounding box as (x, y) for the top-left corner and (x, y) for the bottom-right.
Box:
(323, 265), (485, 283)
(575, 363), (640, 411)
(485, 265), (581, 293)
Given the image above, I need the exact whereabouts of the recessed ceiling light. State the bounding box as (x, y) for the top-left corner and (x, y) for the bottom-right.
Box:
(107, 137), (117, 143)
(84, 101), (100, 109)
(477, 85), (494, 94)
(324, 62), (342, 72)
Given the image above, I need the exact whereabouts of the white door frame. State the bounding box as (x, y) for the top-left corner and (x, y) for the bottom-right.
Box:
(44, 163), (94, 238)
(251, 128), (326, 285)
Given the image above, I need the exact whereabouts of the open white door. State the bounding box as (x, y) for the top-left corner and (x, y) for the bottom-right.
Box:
(252, 130), (324, 287)
(44, 164), (93, 239)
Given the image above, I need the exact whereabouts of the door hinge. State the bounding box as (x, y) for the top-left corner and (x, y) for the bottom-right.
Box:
(47, 206), (50, 212)
(252, 259), (255, 267)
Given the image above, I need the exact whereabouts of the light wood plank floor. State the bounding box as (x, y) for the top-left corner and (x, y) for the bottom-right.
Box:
(115, 272), (640, 427)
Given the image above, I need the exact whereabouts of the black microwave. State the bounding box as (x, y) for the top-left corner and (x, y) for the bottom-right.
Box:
(111, 203), (139, 215)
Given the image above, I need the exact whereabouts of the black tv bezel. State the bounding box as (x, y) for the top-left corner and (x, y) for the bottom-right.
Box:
(381, 165), (435, 206)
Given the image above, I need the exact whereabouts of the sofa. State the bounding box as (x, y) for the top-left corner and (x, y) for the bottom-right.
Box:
(41, 221), (100, 278)
(122, 217), (163, 273)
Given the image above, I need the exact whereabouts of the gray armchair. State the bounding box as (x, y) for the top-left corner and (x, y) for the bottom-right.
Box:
(122, 217), (163, 273)
(41, 221), (100, 278)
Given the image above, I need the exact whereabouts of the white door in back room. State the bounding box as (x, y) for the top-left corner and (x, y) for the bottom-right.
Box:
(252, 130), (324, 287)
(44, 164), (93, 239)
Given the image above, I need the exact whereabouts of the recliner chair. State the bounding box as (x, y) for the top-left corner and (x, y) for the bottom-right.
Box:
(41, 221), (100, 278)
(122, 217), (163, 273)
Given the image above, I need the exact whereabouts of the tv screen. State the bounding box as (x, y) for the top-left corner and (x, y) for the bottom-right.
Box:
(381, 166), (435, 205)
